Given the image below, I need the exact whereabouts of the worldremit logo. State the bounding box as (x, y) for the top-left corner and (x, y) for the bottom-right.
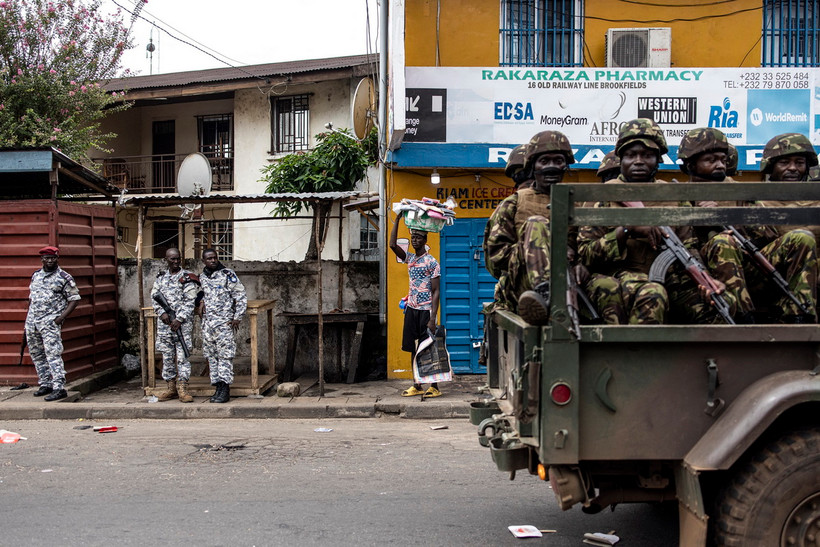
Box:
(747, 89), (811, 144)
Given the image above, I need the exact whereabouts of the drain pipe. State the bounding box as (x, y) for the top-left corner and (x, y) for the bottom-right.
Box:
(377, 0), (389, 325)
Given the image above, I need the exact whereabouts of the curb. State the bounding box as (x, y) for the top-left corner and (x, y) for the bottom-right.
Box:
(0, 401), (470, 420)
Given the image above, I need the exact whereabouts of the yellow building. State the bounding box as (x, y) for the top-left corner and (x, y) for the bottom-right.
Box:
(385, 0), (819, 377)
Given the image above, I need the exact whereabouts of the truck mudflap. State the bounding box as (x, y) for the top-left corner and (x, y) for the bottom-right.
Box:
(685, 369), (820, 471)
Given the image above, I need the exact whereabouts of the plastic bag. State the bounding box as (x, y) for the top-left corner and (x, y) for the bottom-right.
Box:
(413, 327), (453, 383)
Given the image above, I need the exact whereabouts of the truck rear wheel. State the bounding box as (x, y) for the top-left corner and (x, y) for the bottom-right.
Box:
(713, 427), (820, 546)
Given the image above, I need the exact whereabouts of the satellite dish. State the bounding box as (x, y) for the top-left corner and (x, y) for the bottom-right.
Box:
(352, 77), (376, 140)
(177, 152), (212, 197)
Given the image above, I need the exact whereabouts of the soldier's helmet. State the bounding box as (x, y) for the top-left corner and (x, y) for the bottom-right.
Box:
(615, 118), (668, 157)
(524, 130), (575, 168)
(596, 151), (620, 177)
(677, 128), (729, 174)
(760, 132), (819, 173)
(726, 144), (738, 176)
(505, 144), (529, 177)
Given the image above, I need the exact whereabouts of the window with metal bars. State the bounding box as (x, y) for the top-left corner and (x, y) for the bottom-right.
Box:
(202, 220), (233, 261)
(500, 0), (584, 67)
(196, 114), (234, 191)
(271, 94), (310, 153)
(762, 0), (820, 66)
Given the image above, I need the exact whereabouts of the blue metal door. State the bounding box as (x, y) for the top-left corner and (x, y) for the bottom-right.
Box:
(439, 218), (496, 374)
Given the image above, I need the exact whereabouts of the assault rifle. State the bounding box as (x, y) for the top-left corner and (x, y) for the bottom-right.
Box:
(18, 331), (27, 366)
(725, 225), (812, 316)
(648, 227), (735, 325)
(566, 267), (601, 339)
(620, 201), (735, 324)
(152, 292), (191, 358)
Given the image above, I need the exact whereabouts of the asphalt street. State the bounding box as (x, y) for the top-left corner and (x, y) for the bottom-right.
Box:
(0, 418), (678, 546)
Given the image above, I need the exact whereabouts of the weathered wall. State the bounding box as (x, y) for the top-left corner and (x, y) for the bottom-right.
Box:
(118, 259), (384, 382)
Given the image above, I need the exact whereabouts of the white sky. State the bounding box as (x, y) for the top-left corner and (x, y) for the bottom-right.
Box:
(104, 0), (382, 75)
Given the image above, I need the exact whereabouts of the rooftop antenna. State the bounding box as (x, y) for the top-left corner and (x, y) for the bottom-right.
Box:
(146, 23), (156, 75)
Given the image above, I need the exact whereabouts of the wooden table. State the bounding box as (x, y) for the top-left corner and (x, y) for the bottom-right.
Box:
(280, 311), (369, 383)
(142, 299), (277, 396)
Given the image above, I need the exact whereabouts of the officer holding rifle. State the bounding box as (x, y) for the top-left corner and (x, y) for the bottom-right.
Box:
(151, 247), (199, 403)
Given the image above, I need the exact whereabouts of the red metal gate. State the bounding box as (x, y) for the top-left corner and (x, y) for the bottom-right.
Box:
(0, 200), (118, 385)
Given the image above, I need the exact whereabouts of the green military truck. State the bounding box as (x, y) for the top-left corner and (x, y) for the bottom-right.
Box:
(474, 182), (820, 546)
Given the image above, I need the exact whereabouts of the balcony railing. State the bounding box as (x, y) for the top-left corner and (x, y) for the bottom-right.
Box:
(93, 150), (233, 194)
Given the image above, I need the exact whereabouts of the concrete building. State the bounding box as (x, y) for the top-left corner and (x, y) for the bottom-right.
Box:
(97, 54), (380, 262)
(384, 0), (820, 377)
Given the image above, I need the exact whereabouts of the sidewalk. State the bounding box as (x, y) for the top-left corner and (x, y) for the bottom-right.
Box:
(0, 371), (491, 421)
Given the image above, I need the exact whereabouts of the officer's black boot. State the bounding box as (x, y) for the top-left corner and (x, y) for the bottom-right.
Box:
(518, 282), (551, 326)
(212, 382), (230, 404)
(209, 382), (224, 403)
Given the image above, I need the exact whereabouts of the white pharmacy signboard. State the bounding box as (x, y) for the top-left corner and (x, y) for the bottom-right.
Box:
(394, 67), (819, 171)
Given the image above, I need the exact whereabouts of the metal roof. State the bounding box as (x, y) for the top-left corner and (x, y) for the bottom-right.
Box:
(104, 54), (378, 92)
(117, 191), (376, 207)
(0, 148), (113, 199)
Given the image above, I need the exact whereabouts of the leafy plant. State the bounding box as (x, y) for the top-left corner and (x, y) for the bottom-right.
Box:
(259, 127), (378, 259)
(0, 0), (133, 162)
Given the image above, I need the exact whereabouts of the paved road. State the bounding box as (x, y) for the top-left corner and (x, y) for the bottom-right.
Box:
(0, 419), (677, 546)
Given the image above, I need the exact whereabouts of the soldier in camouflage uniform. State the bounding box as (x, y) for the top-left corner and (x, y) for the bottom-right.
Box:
(596, 151), (620, 182)
(25, 246), (81, 401)
(678, 127), (755, 323)
(151, 247), (199, 402)
(199, 248), (247, 403)
(579, 119), (733, 324)
(748, 133), (819, 322)
(726, 143), (739, 177)
(483, 130), (575, 325)
(505, 143), (533, 190)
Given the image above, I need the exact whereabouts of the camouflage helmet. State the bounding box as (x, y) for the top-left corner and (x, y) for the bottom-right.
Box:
(677, 128), (729, 162)
(726, 143), (738, 176)
(505, 144), (529, 177)
(524, 130), (575, 167)
(760, 132), (819, 173)
(615, 118), (668, 157)
(596, 151), (620, 177)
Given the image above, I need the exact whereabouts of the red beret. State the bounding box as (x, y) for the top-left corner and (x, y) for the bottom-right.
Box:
(39, 246), (59, 256)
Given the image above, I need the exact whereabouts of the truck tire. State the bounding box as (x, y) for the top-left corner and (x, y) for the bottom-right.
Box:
(713, 426), (820, 546)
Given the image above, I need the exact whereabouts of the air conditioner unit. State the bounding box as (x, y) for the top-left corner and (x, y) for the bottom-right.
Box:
(606, 27), (671, 68)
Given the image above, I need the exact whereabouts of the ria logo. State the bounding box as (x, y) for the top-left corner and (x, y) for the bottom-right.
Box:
(708, 97), (739, 128)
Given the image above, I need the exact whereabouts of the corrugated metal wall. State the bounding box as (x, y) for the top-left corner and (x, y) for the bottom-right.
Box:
(0, 200), (118, 385)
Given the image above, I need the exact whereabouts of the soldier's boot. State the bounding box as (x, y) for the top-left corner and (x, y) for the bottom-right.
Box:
(157, 380), (178, 401)
(212, 382), (231, 404)
(518, 282), (551, 326)
(209, 382), (223, 403)
(177, 381), (194, 403)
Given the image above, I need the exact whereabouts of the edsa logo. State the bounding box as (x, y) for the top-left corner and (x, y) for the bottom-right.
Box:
(708, 97), (739, 128)
(494, 102), (534, 121)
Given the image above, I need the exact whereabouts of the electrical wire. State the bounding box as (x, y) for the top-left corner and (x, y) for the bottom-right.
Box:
(584, 5), (761, 24)
(110, 0), (269, 82)
(615, 0), (742, 6)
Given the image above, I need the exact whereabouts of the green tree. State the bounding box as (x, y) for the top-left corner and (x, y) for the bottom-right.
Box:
(260, 128), (377, 260)
(0, 0), (133, 162)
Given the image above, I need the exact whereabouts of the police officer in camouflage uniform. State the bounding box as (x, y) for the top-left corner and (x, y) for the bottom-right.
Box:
(579, 119), (730, 324)
(151, 247), (199, 403)
(483, 130), (575, 325)
(596, 151), (620, 182)
(726, 143), (739, 177)
(25, 246), (81, 401)
(678, 127), (755, 323)
(505, 143), (533, 190)
(749, 133), (819, 322)
(199, 248), (247, 403)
